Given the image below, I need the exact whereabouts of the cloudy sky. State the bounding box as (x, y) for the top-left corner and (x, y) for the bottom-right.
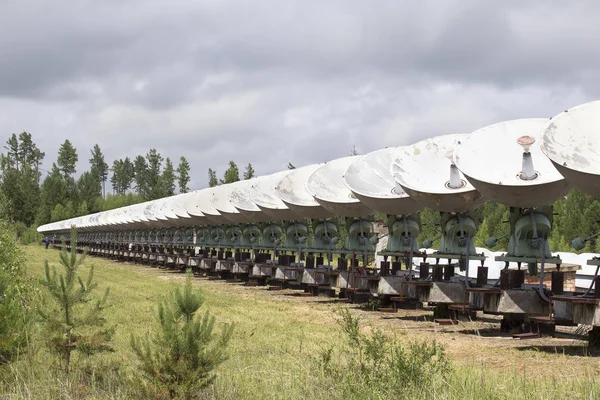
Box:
(1, 0), (599, 191)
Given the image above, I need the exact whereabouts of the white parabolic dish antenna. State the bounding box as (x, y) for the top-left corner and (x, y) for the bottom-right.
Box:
(275, 164), (334, 219)
(129, 202), (151, 228)
(118, 206), (136, 227)
(147, 199), (174, 228)
(186, 189), (225, 225)
(211, 181), (254, 224)
(344, 147), (422, 215)
(179, 191), (211, 226)
(250, 170), (299, 221)
(306, 156), (372, 217)
(164, 195), (190, 221)
(157, 197), (184, 227)
(230, 178), (272, 222)
(79, 215), (91, 230)
(392, 134), (484, 213)
(89, 214), (100, 228)
(170, 193), (202, 227)
(455, 118), (571, 208)
(83, 215), (95, 230)
(97, 211), (110, 227)
(541, 100), (600, 197)
(110, 208), (127, 228)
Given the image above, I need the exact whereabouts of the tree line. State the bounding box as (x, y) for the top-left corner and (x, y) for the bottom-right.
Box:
(0, 132), (191, 227)
(206, 160), (296, 188)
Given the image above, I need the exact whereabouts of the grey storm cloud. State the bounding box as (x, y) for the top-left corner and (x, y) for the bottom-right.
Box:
(1, 0), (599, 190)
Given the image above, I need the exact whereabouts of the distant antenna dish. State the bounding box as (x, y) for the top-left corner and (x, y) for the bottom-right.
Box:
(178, 191), (212, 226)
(97, 211), (111, 227)
(105, 210), (120, 228)
(155, 195), (192, 228)
(157, 204), (179, 227)
(81, 215), (95, 230)
(275, 164), (334, 219)
(392, 134), (484, 212)
(82, 215), (94, 230)
(165, 195), (190, 221)
(344, 147), (422, 215)
(167, 192), (202, 227)
(143, 202), (160, 222)
(114, 207), (132, 228)
(129, 201), (153, 228)
(118, 205), (137, 227)
(186, 189), (226, 225)
(230, 178), (272, 222)
(250, 170), (300, 220)
(105, 210), (121, 229)
(74, 216), (86, 230)
(146, 200), (174, 228)
(541, 100), (600, 197)
(455, 118), (570, 207)
(306, 156), (373, 217)
(70, 217), (81, 229)
(211, 181), (254, 223)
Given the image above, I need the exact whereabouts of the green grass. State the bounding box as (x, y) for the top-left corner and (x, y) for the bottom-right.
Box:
(1, 244), (600, 399)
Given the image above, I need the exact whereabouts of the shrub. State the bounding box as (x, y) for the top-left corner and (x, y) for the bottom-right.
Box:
(317, 308), (451, 399)
(130, 269), (234, 399)
(0, 221), (31, 364)
(11, 222), (27, 239)
(0, 271), (31, 364)
(20, 225), (42, 245)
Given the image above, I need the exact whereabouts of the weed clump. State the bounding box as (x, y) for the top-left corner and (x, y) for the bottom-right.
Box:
(318, 308), (450, 398)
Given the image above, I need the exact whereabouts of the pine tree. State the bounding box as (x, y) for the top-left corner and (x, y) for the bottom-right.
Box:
(99, 193), (145, 211)
(130, 270), (234, 398)
(76, 171), (102, 213)
(19, 132), (45, 185)
(475, 201), (509, 250)
(18, 165), (41, 226)
(208, 168), (218, 188)
(110, 159), (123, 195)
(134, 155), (149, 198)
(57, 139), (78, 178)
(0, 132), (44, 225)
(36, 164), (69, 225)
(162, 158), (176, 196)
(89, 144), (109, 199)
(50, 204), (68, 223)
(38, 229), (114, 376)
(243, 163), (255, 180)
(219, 161), (239, 184)
(111, 158), (136, 195)
(3, 134), (20, 171)
(145, 149), (164, 200)
(418, 208), (440, 248)
(122, 157), (135, 192)
(76, 200), (89, 217)
(177, 156), (191, 193)
(474, 218), (490, 249)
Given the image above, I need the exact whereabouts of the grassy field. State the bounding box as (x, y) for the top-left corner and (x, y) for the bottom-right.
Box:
(1, 244), (600, 399)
